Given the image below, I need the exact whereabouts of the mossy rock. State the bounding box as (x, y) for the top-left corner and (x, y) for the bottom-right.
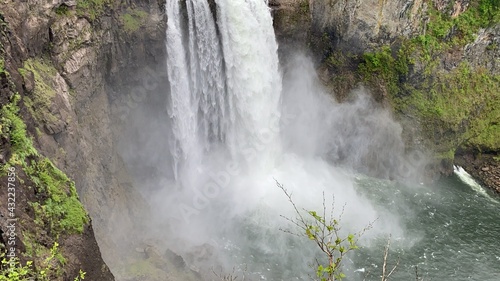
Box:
(354, 0), (500, 159)
(1, 93), (88, 235)
(120, 8), (148, 34)
(19, 58), (61, 129)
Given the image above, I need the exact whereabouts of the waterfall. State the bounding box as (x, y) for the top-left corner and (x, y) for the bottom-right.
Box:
(166, 0), (227, 178)
(165, 0), (281, 179)
(165, 0), (198, 178)
(216, 0), (282, 165)
(185, 0), (227, 146)
(148, 0), (430, 279)
(118, 1), (500, 280)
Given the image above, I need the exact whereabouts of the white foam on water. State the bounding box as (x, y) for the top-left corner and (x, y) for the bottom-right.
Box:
(453, 165), (498, 204)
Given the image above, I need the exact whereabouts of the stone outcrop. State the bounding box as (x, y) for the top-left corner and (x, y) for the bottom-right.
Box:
(1, 0), (168, 279)
(310, 0), (425, 53)
(465, 24), (500, 74)
(271, 0), (312, 57)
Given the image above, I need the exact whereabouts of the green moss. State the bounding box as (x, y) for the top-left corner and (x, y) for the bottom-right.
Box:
(359, 46), (399, 93)
(437, 148), (457, 161)
(0, 57), (5, 75)
(0, 106), (77, 279)
(1, 93), (88, 235)
(54, 4), (70, 16)
(20, 58), (60, 126)
(421, 0), (500, 49)
(0, 94), (38, 169)
(356, 0), (500, 159)
(400, 64), (500, 151)
(1, 58), (87, 279)
(402, 0), (500, 71)
(27, 159), (89, 234)
(22, 231), (37, 258)
(76, 0), (110, 21)
(299, 0), (309, 13)
(360, 44), (500, 154)
(120, 8), (148, 34)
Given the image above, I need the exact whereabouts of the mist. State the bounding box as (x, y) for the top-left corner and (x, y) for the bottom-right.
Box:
(113, 51), (427, 280)
(112, 1), (427, 279)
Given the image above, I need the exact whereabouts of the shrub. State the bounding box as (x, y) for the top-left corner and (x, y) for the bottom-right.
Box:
(277, 181), (370, 281)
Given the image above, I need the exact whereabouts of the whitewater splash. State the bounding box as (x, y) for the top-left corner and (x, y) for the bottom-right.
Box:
(160, 0), (408, 278)
(453, 166), (498, 204)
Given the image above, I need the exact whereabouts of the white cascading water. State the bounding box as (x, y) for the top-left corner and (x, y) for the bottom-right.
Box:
(165, 0), (199, 179)
(454, 165), (498, 204)
(185, 0), (227, 146)
(166, 0), (281, 177)
(216, 0), (282, 166)
(161, 0), (406, 278)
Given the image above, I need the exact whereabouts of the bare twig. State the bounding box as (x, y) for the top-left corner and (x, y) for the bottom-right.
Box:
(381, 236), (399, 281)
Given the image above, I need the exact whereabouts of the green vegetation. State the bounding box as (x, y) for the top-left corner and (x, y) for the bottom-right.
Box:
(1, 93), (87, 235)
(1, 65), (88, 279)
(23, 228), (66, 276)
(1, 244), (85, 280)
(299, 0), (309, 14)
(54, 4), (70, 16)
(359, 45), (414, 96)
(76, 0), (110, 21)
(36, 242), (65, 280)
(27, 158), (89, 234)
(277, 182), (366, 280)
(19, 58), (60, 127)
(0, 257), (33, 281)
(0, 93), (38, 171)
(275, 182), (401, 281)
(13, 60), (89, 234)
(415, 0), (500, 53)
(356, 0), (500, 158)
(405, 64), (500, 150)
(74, 270), (86, 281)
(0, 57), (5, 75)
(120, 8), (148, 34)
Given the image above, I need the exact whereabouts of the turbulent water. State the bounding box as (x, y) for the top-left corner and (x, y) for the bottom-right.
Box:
(132, 0), (500, 280)
(353, 171), (500, 281)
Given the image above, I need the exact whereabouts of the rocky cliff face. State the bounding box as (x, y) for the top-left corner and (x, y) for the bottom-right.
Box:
(310, 0), (425, 53)
(1, 0), (168, 279)
(273, 0), (500, 190)
(0, 3), (115, 279)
